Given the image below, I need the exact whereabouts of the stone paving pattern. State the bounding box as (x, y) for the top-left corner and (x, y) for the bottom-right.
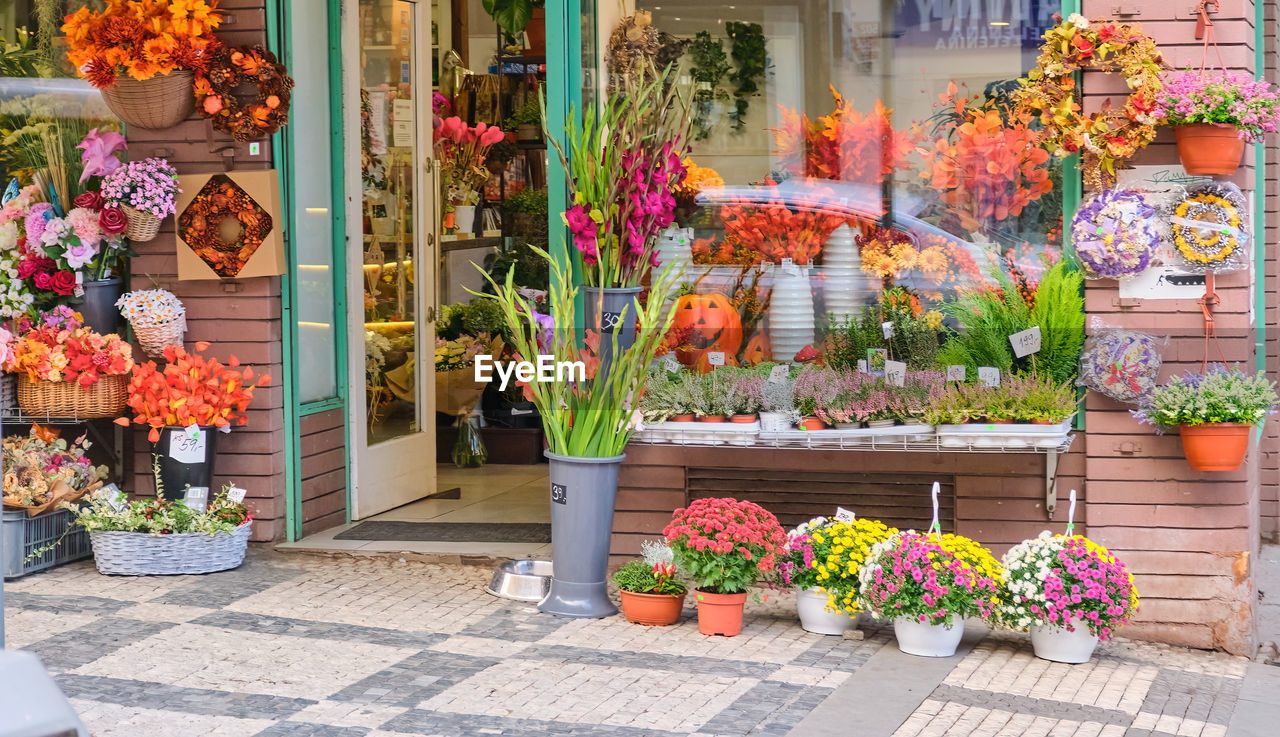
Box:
(1, 551), (1254, 737)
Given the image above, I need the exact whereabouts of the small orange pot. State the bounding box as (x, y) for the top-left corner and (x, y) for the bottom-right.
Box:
(695, 590), (748, 636)
(730, 414), (757, 424)
(1179, 422), (1253, 471)
(619, 590), (686, 626)
(670, 414), (695, 423)
(798, 416), (827, 431)
(700, 415), (727, 423)
(1175, 124), (1245, 175)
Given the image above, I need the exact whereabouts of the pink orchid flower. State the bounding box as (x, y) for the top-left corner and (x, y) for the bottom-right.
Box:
(77, 128), (127, 184)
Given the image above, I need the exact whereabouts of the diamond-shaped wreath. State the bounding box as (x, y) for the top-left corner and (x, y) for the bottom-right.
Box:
(178, 174), (274, 277)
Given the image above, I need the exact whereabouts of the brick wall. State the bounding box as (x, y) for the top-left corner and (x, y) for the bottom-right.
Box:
(1080, 0), (1261, 654)
(125, 0), (286, 541)
(300, 408), (347, 536)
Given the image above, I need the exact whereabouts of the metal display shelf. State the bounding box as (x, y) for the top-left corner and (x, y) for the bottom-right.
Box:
(0, 411), (128, 483)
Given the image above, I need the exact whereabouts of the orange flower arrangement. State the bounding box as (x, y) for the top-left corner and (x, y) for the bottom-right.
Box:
(115, 342), (271, 442)
(8, 322), (133, 387)
(716, 180), (845, 265)
(915, 84), (1054, 233)
(194, 44), (294, 142)
(771, 89), (913, 185)
(63, 0), (224, 89)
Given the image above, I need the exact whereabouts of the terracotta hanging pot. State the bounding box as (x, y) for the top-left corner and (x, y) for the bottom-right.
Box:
(1179, 422), (1252, 471)
(694, 590), (748, 636)
(619, 590), (686, 626)
(1174, 124), (1245, 175)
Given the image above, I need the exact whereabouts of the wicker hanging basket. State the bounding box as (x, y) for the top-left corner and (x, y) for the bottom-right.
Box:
(132, 315), (187, 358)
(17, 374), (128, 419)
(99, 70), (196, 130)
(122, 205), (162, 242)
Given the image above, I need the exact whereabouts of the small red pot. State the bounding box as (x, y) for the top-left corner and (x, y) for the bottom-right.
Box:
(670, 414), (695, 423)
(798, 416), (827, 431)
(730, 414), (757, 424)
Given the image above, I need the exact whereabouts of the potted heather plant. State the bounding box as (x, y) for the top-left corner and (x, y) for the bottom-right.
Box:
(1133, 365), (1278, 471)
(995, 532), (1139, 663)
(792, 365), (837, 431)
(731, 370), (764, 423)
(758, 366), (799, 432)
(856, 530), (1002, 657)
(664, 497), (787, 636)
(700, 370), (738, 423)
(1006, 374), (1078, 425)
(614, 540), (687, 626)
(888, 370), (946, 426)
(115, 342), (271, 499)
(1154, 70), (1280, 175)
(781, 516), (897, 635)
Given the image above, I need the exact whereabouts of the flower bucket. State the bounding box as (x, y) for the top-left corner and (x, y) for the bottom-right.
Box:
(152, 426), (218, 502)
(79, 277), (124, 336)
(695, 590), (748, 636)
(539, 451), (624, 618)
(1174, 124), (1245, 176)
(1031, 616), (1099, 664)
(582, 286), (643, 375)
(122, 204), (162, 242)
(90, 521), (251, 576)
(99, 70), (196, 130)
(797, 587), (855, 635)
(619, 590), (686, 626)
(1179, 422), (1252, 471)
(452, 204), (476, 234)
(893, 617), (964, 657)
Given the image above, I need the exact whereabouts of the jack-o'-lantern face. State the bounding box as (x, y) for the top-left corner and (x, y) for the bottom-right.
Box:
(671, 293), (743, 366)
(741, 331), (770, 366)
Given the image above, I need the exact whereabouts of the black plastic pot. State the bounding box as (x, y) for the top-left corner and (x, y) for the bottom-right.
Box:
(79, 277), (123, 335)
(151, 426), (218, 501)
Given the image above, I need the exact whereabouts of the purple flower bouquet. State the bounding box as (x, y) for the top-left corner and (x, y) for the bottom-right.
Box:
(1070, 189), (1159, 280)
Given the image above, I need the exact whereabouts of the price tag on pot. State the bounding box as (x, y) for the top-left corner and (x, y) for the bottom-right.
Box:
(947, 365), (966, 382)
(227, 486), (247, 503)
(835, 507), (856, 523)
(101, 483), (126, 511)
(1009, 326), (1042, 359)
(169, 431), (207, 465)
(217, 424), (231, 434)
(183, 486), (209, 513)
(881, 321), (895, 339)
(884, 360), (907, 387)
(978, 367), (1001, 388)
(600, 311), (622, 333)
(551, 482), (567, 505)
(707, 351), (725, 367)
(857, 360), (867, 373)
(768, 364), (789, 384)
(184, 424), (201, 440)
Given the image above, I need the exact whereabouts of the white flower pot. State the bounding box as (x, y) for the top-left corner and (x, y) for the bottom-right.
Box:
(893, 617), (964, 657)
(759, 411), (791, 433)
(453, 205), (477, 234)
(1030, 617), (1099, 663)
(769, 266), (816, 361)
(818, 224), (875, 322)
(797, 587), (856, 635)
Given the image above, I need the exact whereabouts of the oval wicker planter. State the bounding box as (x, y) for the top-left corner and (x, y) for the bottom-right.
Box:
(99, 70), (196, 130)
(90, 521), (252, 576)
(17, 374), (127, 419)
(122, 205), (162, 242)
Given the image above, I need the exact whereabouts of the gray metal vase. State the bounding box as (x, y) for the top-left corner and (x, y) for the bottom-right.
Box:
(581, 286), (642, 373)
(79, 277), (124, 335)
(540, 450), (624, 618)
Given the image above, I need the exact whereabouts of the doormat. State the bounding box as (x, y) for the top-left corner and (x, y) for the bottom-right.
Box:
(334, 522), (551, 543)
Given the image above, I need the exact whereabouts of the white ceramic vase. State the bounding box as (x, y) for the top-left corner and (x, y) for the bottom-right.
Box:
(796, 588), (856, 635)
(453, 205), (476, 234)
(768, 266), (816, 361)
(893, 617), (964, 657)
(1030, 616), (1099, 663)
(818, 224), (874, 322)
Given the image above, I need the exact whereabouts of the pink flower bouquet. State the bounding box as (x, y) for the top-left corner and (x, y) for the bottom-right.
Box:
(1154, 70), (1280, 143)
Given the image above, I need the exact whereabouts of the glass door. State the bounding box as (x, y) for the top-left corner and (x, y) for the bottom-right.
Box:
(349, 0), (438, 517)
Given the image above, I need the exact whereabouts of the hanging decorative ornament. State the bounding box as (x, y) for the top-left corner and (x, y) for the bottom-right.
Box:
(1170, 183), (1250, 272)
(194, 45), (295, 142)
(1069, 189), (1159, 280)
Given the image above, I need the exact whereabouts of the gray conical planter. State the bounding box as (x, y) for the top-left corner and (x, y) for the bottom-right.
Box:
(540, 450), (624, 618)
(582, 286), (642, 374)
(79, 277), (124, 335)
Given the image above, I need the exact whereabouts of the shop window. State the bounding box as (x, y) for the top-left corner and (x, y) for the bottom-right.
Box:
(646, 1), (1064, 362)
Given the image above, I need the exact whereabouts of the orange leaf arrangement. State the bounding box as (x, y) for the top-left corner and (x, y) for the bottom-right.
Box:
(194, 44), (295, 142)
(716, 180), (845, 265)
(770, 89), (913, 185)
(63, 0), (224, 89)
(914, 83), (1054, 234)
(7, 315), (134, 387)
(115, 342), (271, 443)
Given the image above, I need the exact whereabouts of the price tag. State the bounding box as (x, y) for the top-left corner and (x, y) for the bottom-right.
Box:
(1009, 326), (1042, 359)
(551, 482), (567, 505)
(856, 360), (867, 373)
(217, 424), (231, 434)
(866, 349), (887, 376)
(707, 351), (726, 367)
(226, 486), (247, 503)
(183, 486), (209, 512)
(835, 507), (856, 523)
(659, 354), (680, 373)
(768, 364), (790, 384)
(510, 407), (533, 416)
(947, 365), (966, 382)
(978, 367), (1001, 387)
(100, 483), (126, 511)
(600, 311), (622, 333)
(884, 360), (907, 387)
(881, 321), (895, 339)
(780, 258), (800, 276)
(169, 431), (207, 464)
(184, 424), (201, 440)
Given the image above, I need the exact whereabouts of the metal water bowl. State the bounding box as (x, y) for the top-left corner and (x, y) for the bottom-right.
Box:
(485, 559), (553, 602)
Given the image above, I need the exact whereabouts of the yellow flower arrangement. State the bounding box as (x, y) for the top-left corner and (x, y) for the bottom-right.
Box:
(807, 518), (898, 615)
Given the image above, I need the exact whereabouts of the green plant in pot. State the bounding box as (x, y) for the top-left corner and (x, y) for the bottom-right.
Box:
(475, 246), (679, 618)
(1005, 374), (1078, 425)
(1133, 365), (1278, 471)
(505, 95), (544, 141)
(614, 540), (687, 626)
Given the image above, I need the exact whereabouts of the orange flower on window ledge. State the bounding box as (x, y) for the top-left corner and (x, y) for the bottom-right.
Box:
(716, 180), (846, 265)
(63, 0), (224, 89)
(770, 88), (913, 185)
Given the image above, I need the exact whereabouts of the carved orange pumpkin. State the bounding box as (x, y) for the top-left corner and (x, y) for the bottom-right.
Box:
(740, 331), (771, 366)
(672, 292), (743, 367)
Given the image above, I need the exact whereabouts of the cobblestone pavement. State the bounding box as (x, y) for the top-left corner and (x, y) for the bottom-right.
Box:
(1, 550), (1255, 737)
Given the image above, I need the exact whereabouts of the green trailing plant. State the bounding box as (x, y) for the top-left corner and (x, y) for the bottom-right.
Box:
(725, 21), (765, 132)
(613, 558), (687, 595)
(688, 31), (731, 140)
(474, 246), (680, 456)
(504, 94), (543, 130)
